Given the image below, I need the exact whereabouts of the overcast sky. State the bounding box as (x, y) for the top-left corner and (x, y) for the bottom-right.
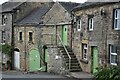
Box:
(0, 0), (87, 4)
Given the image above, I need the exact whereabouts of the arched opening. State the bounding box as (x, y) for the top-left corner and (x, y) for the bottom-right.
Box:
(14, 48), (20, 70)
(14, 48), (20, 52)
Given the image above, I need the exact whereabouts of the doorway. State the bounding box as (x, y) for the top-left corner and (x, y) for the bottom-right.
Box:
(62, 25), (67, 46)
(29, 49), (40, 71)
(91, 46), (98, 74)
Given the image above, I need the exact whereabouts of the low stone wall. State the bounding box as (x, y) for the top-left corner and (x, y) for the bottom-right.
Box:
(47, 45), (68, 75)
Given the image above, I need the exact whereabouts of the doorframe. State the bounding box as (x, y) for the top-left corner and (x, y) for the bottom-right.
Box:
(29, 48), (40, 71)
(61, 25), (68, 46)
(91, 46), (98, 74)
(14, 48), (20, 70)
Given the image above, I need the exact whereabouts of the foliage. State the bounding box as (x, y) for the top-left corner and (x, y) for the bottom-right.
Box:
(94, 66), (120, 80)
(0, 44), (14, 56)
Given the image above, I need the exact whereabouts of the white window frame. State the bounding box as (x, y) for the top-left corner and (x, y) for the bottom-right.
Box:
(77, 19), (81, 31)
(88, 18), (93, 31)
(114, 9), (120, 30)
(110, 45), (117, 65)
(82, 44), (88, 60)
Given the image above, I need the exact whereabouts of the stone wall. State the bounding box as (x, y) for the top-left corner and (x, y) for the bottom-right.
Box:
(47, 45), (68, 74)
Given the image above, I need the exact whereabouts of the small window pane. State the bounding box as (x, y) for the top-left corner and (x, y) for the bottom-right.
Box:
(111, 55), (117, 63)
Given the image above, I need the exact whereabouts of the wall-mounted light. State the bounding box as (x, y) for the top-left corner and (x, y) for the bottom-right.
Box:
(101, 8), (106, 16)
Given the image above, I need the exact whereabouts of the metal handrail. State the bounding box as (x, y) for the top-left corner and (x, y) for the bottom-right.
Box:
(57, 34), (71, 71)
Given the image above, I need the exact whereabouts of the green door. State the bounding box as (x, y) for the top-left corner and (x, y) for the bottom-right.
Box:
(92, 47), (98, 74)
(29, 49), (40, 71)
(62, 25), (67, 46)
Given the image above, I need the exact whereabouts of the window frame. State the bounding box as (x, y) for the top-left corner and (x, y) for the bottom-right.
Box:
(77, 18), (81, 31)
(110, 45), (117, 65)
(114, 9), (120, 30)
(88, 17), (94, 31)
(82, 44), (88, 60)
(2, 15), (7, 26)
(2, 31), (5, 44)
(29, 32), (33, 42)
(19, 32), (22, 41)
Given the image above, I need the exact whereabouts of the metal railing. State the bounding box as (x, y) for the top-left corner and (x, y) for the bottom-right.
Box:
(42, 33), (71, 71)
(57, 34), (71, 70)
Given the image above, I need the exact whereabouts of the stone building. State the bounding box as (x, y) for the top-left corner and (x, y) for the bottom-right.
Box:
(14, 3), (54, 71)
(0, 1), (53, 70)
(40, 2), (81, 74)
(14, 1), (81, 74)
(72, 1), (120, 73)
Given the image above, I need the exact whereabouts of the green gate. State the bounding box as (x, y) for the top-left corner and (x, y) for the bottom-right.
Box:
(92, 47), (98, 73)
(62, 25), (67, 46)
(29, 49), (40, 71)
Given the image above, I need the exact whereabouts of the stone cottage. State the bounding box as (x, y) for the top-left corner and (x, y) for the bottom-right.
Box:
(72, 1), (120, 73)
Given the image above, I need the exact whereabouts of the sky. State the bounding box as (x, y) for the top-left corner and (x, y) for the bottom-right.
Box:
(0, 0), (87, 4)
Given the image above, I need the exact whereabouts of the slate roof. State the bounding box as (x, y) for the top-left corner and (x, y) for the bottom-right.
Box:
(16, 6), (51, 25)
(0, 2), (24, 13)
(59, 2), (80, 13)
(72, 1), (120, 11)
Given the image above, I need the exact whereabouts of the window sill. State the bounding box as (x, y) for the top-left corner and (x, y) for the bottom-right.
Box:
(80, 59), (88, 64)
(110, 63), (117, 66)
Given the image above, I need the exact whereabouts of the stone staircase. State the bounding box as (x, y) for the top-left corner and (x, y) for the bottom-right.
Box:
(58, 46), (82, 72)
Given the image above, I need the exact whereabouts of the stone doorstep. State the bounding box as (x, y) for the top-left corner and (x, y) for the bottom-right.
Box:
(69, 72), (93, 79)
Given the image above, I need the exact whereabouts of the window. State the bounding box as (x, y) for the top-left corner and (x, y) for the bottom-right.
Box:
(88, 17), (93, 31)
(82, 44), (88, 60)
(114, 9), (120, 30)
(2, 31), (5, 43)
(110, 45), (117, 65)
(77, 19), (81, 31)
(19, 32), (22, 41)
(2, 15), (7, 26)
(29, 32), (33, 42)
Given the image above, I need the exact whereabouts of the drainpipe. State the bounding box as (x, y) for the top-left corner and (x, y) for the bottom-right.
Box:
(24, 26), (27, 71)
(101, 8), (107, 67)
(11, 12), (14, 70)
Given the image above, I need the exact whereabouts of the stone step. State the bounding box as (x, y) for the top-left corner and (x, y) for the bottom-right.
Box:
(63, 55), (76, 58)
(70, 69), (82, 72)
(67, 66), (80, 69)
(65, 59), (78, 63)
